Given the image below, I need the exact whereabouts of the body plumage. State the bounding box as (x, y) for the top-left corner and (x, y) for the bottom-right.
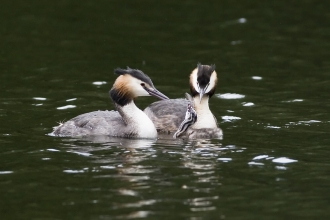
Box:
(51, 67), (169, 139)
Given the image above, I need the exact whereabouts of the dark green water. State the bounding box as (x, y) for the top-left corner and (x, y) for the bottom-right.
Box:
(1, 0), (330, 219)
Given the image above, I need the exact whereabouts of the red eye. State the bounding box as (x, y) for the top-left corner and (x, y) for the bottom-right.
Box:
(141, 83), (145, 87)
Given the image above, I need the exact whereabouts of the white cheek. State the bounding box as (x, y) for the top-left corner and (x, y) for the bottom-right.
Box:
(205, 71), (216, 93)
(130, 78), (150, 96)
(132, 85), (150, 96)
(191, 69), (200, 93)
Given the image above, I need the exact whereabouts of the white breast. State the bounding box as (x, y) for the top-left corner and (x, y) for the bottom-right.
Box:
(191, 96), (218, 129)
(121, 102), (158, 138)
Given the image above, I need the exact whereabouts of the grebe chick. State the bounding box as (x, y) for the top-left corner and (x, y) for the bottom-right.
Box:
(144, 63), (222, 139)
(51, 67), (169, 139)
(173, 103), (197, 139)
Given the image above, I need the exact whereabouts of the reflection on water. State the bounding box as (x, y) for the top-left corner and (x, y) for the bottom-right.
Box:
(1, 0), (330, 219)
(55, 137), (249, 217)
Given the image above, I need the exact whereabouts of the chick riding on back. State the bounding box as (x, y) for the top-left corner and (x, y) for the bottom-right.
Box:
(144, 63), (222, 139)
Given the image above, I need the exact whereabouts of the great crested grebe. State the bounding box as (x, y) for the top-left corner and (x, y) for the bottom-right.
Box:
(144, 63), (222, 139)
(51, 67), (169, 139)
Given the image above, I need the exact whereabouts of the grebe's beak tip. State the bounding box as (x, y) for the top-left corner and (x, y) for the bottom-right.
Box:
(146, 87), (169, 100)
(199, 92), (204, 103)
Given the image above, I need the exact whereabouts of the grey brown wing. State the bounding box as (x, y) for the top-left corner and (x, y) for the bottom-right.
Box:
(53, 110), (125, 136)
(144, 99), (190, 133)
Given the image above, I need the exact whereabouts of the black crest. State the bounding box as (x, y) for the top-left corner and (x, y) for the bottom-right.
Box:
(114, 67), (154, 87)
(197, 63), (216, 88)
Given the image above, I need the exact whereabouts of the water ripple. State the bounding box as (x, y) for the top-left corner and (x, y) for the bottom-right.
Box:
(57, 105), (76, 110)
(216, 93), (245, 99)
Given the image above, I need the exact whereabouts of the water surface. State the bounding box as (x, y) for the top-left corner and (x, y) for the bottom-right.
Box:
(1, 0), (330, 219)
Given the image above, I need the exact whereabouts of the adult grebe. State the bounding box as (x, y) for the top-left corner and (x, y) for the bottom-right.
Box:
(144, 63), (222, 139)
(51, 67), (169, 138)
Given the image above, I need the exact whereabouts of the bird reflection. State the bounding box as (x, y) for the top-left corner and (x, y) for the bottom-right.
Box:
(58, 136), (235, 213)
(182, 140), (225, 186)
(60, 136), (158, 181)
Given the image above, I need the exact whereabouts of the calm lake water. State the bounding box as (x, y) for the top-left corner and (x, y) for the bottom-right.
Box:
(1, 0), (330, 219)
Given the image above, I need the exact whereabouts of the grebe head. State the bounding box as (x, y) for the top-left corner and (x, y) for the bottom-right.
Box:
(189, 63), (217, 102)
(110, 67), (169, 106)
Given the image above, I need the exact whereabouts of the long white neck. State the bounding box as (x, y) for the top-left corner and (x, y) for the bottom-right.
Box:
(192, 96), (218, 129)
(117, 102), (158, 139)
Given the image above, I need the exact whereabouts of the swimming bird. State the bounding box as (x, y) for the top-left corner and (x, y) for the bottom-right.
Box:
(144, 63), (222, 139)
(51, 67), (169, 138)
